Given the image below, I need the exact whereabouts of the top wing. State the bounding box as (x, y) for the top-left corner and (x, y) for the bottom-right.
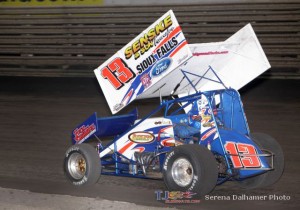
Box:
(139, 23), (271, 99)
(94, 10), (192, 114)
(179, 23), (271, 93)
(94, 15), (270, 114)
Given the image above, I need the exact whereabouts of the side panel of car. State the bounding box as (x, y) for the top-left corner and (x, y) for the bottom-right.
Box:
(211, 129), (271, 179)
(99, 117), (175, 160)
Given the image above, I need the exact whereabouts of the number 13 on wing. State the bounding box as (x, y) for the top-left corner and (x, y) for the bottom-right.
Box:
(100, 57), (136, 90)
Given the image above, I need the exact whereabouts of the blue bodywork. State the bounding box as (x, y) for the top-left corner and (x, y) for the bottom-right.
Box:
(72, 109), (138, 145)
(71, 67), (273, 184)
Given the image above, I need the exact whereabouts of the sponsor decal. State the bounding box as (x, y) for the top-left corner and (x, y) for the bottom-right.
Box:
(135, 34), (178, 76)
(73, 123), (96, 142)
(73, 176), (88, 186)
(151, 58), (172, 77)
(188, 175), (199, 191)
(66, 146), (79, 157)
(154, 119), (171, 125)
(155, 190), (200, 204)
(140, 73), (152, 89)
(163, 151), (174, 171)
(177, 53), (189, 64)
(155, 36), (179, 59)
(113, 103), (124, 112)
(193, 51), (229, 56)
(200, 108), (212, 123)
(128, 132), (155, 144)
(124, 14), (173, 60)
(136, 54), (157, 74)
(203, 121), (215, 127)
(113, 88), (134, 112)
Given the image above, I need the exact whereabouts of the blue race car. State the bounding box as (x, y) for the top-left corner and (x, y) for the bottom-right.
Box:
(63, 11), (284, 197)
(64, 66), (284, 196)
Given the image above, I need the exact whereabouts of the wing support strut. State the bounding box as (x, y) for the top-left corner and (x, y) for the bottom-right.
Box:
(181, 65), (228, 93)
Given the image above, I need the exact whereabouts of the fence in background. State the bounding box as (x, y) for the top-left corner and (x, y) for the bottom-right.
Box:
(0, 2), (299, 78)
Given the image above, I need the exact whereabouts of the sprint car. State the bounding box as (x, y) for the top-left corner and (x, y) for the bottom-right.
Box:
(63, 11), (284, 197)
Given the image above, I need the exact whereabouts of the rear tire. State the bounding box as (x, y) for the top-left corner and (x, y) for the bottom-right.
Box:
(64, 143), (101, 186)
(238, 133), (284, 189)
(163, 145), (218, 197)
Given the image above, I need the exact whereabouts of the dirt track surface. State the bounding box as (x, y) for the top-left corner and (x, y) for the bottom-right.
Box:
(0, 77), (299, 210)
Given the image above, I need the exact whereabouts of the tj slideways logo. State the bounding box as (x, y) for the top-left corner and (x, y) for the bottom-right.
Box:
(155, 190), (200, 204)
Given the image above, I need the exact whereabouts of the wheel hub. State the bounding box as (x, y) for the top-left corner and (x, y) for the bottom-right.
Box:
(68, 153), (87, 180)
(171, 158), (194, 187)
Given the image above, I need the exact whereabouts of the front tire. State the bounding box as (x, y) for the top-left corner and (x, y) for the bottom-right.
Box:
(163, 145), (218, 197)
(238, 133), (284, 189)
(64, 143), (101, 186)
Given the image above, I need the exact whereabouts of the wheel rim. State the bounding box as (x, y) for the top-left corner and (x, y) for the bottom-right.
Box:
(67, 153), (87, 180)
(171, 158), (194, 187)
